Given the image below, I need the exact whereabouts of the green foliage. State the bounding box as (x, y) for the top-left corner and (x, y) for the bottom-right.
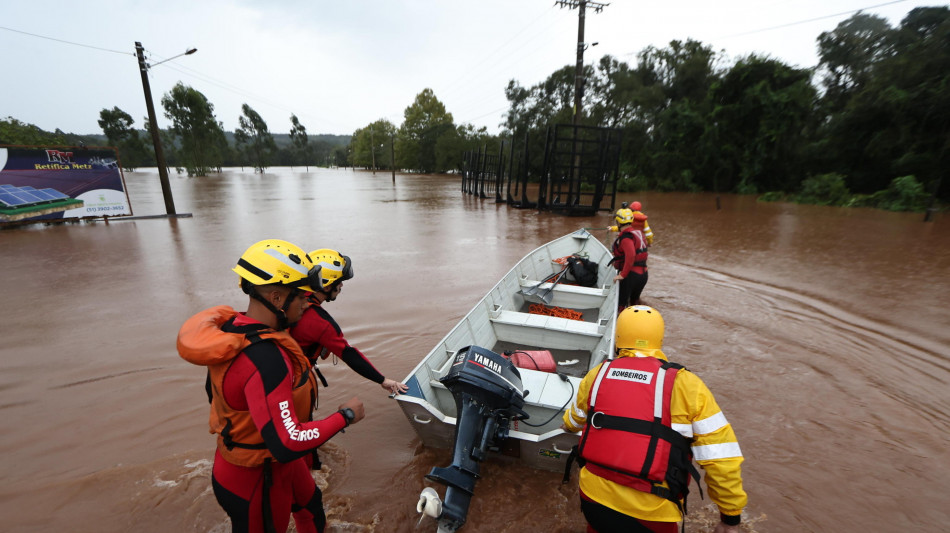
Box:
(817, 7), (950, 200)
(97, 107), (151, 169)
(615, 173), (649, 193)
(862, 175), (930, 211)
(758, 191), (788, 202)
(161, 82), (226, 176)
(288, 114), (310, 168)
(235, 104), (277, 173)
(795, 173), (851, 205)
(396, 89), (455, 173)
(0, 117), (68, 145)
(350, 119), (396, 170)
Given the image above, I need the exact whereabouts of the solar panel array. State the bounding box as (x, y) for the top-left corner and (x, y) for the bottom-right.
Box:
(0, 184), (72, 208)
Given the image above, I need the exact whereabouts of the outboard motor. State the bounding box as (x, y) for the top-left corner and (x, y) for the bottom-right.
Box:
(419, 346), (528, 532)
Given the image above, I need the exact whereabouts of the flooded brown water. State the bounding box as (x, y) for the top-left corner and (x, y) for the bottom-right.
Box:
(0, 167), (947, 532)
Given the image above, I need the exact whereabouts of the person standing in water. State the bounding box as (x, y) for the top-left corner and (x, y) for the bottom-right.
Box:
(610, 209), (649, 309)
(290, 248), (408, 396)
(562, 305), (747, 533)
(629, 201), (654, 245)
(178, 239), (364, 533)
(609, 202), (654, 246)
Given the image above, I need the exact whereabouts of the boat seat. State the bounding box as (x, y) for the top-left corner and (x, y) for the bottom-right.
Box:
(519, 278), (607, 297)
(490, 309), (603, 337)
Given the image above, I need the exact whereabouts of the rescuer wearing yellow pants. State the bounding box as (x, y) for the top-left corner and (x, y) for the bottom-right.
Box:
(562, 306), (746, 533)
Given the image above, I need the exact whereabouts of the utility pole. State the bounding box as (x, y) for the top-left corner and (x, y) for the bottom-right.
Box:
(391, 133), (396, 184)
(370, 126), (376, 174)
(555, 0), (608, 125)
(135, 42), (196, 215)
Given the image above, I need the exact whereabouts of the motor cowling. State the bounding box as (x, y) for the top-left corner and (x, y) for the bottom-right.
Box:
(423, 346), (528, 532)
(441, 345), (526, 413)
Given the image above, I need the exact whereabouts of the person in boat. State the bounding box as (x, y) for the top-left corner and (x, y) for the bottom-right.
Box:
(561, 305), (747, 533)
(610, 208), (649, 309)
(290, 248), (408, 396)
(177, 239), (365, 533)
(608, 202), (654, 245)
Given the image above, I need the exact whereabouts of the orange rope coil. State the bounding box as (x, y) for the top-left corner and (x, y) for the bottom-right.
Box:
(528, 303), (583, 321)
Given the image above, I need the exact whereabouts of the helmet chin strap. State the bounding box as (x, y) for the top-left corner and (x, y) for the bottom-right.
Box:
(319, 283), (339, 302)
(246, 282), (298, 330)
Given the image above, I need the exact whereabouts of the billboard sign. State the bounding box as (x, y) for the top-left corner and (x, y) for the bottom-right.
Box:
(0, 145), (133, 224)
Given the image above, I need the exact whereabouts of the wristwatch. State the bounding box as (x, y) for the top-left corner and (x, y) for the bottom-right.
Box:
(338, 407), (356, 426)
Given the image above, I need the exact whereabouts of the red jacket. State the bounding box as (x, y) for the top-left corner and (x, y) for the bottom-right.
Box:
(611, 227), (648, 276)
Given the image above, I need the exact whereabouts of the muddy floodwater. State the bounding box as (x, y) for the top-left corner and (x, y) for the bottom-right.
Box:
(0, 167), (947, 532)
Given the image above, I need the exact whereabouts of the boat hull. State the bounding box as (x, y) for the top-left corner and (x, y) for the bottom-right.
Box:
(396, 229), (618, 472)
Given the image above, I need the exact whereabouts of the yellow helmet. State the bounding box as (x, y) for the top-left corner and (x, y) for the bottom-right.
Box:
(616, 305), (664, 351)
(233, 239), (319, 292)
(308, 249), (353, 290)
(615, 208), (635, 225)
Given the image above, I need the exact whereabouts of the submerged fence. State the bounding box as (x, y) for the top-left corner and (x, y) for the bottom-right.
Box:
(461, 124), (622, 216)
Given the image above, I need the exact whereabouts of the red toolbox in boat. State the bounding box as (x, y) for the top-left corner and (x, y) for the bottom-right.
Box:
(508, 350), (556, 373)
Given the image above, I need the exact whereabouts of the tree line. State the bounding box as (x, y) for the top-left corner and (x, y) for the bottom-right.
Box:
(1, 7), (945, 211)
(493, 7), (948, 210)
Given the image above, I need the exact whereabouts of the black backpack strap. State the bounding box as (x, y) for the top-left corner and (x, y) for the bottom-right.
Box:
(314, 365), (329, 388)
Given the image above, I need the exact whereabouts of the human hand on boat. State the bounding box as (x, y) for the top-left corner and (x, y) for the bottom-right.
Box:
(381, 378), (408, 395)
(338, 397), (365, 424)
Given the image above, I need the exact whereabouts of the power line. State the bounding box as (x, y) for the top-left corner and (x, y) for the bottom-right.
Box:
(718, 0), (910, 39)
(0, 25), (131, 56)
(155, 61), (348, 131)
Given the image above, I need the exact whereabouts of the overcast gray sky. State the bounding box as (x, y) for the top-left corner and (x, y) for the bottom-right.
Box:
(0, 0), (939, 136)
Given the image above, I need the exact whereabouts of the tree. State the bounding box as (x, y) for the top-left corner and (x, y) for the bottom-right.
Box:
(637, 40), (720, 189)
(235, 104), (276, 173)
(706, 54), (817, 194)
(350, 119), (396, 171)
(817, 13), (893, 113)
(289, 114), (310, 170)
(161, 82), (226, 176)
(818, 7), (950, 199)
(0, 117), (67, 146)
(98, 107), (150, 170)
(396, 89), (455, 173)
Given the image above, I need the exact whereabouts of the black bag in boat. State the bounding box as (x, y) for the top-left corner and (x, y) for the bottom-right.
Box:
(566, 255), (598, 287)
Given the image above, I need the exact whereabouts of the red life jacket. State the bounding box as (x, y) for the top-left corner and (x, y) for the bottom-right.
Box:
(611, 229), (648, 271)
(577, 356), (698, 508)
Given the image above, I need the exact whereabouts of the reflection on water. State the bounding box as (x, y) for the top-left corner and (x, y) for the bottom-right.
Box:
(0, 168), (947, 532)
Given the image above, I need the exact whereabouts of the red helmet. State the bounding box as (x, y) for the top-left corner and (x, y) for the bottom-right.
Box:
(631, 201), (642, 211)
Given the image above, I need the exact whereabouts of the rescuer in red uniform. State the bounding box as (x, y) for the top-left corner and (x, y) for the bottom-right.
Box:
(610, 209), (649, 309)
(178, 239), (365, 533)
(290, 248), (408, 395)
(562, 305), (747, 533)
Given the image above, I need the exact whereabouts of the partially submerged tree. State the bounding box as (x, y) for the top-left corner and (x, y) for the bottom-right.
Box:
(396, 89), (455, 173)
(289, 114), (310, 170)
(235, 104), (276, 173)
(98, 107), (150, 170)
(161, 82), (226, 176)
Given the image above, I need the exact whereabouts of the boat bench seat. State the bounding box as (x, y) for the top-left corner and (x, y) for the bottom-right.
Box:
(519, 278), (607, 297)
(490, 309), (603, 337)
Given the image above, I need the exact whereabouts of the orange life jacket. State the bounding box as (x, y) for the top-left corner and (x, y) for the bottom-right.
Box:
(178, 306), (317, 467)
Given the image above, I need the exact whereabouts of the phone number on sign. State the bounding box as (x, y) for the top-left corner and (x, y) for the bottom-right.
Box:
(93, 205), (127, 212)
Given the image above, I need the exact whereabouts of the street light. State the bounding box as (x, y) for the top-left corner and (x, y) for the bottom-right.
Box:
(134, 42), (197, 216)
